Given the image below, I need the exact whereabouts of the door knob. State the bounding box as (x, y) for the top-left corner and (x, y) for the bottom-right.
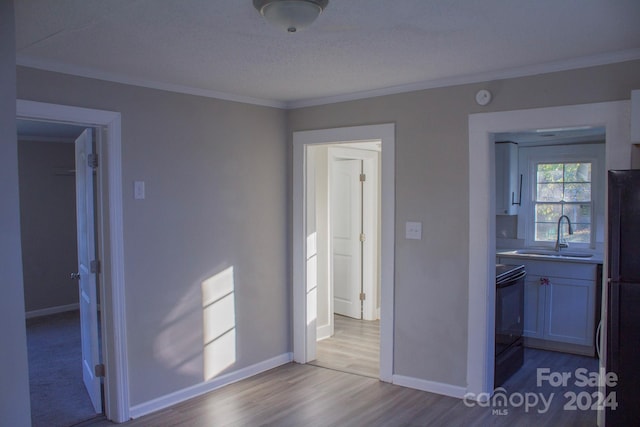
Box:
(70, 272), (80, 280)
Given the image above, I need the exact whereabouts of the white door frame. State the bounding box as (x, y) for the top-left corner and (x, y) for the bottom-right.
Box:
(17, 100), (130, 422)
(293, 123), (395, 382)
(467, 101), (630, 398)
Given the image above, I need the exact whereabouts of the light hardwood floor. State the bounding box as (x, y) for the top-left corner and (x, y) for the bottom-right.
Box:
(83, 316), (599, 426)
(309, 314), (380, 378)
(85, 348), (598, 427)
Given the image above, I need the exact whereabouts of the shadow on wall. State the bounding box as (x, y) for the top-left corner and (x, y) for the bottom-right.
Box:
(153, 266), (237, 381)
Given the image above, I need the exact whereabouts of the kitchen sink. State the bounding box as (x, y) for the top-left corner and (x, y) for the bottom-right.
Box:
(515, 249), (593, 258)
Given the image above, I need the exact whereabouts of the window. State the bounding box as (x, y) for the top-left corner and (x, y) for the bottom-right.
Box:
(534, 162), (592, 244)
(517, 142), (604, 250)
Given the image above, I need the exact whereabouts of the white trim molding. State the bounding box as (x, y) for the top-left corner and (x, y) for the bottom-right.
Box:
(129, 353), (293, 419)
(292, 123), (395, 383)
(285, 49), (640, 109)
(25, 303), (79, 319)
(17, 55), (287, 109)
(16, 100), (129, 423)
(467, 101), (631, 398)
(19, 49), (640, 110)
(393, 375), (467, 399)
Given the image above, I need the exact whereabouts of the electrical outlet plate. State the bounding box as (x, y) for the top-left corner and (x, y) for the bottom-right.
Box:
(134, 181), (145, 200)
(405, 221), (422, 240)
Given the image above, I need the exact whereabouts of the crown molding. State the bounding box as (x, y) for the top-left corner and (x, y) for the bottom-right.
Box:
(18, 48), (640, 111)
(16, 55), (288, 109)
(285, 48), (640, 109)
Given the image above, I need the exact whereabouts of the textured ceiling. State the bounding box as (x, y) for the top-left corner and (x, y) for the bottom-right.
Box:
(14, 0), (640, 108)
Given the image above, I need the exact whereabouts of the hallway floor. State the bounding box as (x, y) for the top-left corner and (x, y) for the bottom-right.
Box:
(309, 314), (380, 378)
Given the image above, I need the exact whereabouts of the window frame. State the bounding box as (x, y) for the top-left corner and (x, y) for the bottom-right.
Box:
(519, 144), (604, 251)
(532, 161), (593, 246)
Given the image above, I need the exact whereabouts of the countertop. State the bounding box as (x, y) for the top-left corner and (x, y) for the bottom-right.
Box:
(497, 249), (604, 264)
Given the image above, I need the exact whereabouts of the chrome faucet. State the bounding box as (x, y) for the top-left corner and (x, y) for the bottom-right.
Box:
(555, 215), (573, 251)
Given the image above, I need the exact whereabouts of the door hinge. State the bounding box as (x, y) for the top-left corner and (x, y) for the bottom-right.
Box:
(359, 233), (366, 242)
(359, 292), (366, 301)
(359, 173), (366, 182)
(95, 363), (105, 378)
(88, 153), (98, 169)
(90, 260), (101, 274)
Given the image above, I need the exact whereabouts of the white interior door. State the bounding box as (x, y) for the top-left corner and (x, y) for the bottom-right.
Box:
(331, 158), (363, 319)
(75, 129), (102, 413)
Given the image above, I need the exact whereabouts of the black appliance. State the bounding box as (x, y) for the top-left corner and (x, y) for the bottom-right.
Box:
(606, 170), (640, 425)
(495, 263), (526, 387)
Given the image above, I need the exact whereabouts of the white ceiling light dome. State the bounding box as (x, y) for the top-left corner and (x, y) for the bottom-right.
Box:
(253, 0), (329, 33)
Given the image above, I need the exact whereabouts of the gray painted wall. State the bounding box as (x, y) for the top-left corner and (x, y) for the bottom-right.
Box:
(288, 60), (640, 387)
(18, 140), (79, 313)
(17, 68), (289, 406)
(9, 42), (640, 414)
(0, 0), (32, 424)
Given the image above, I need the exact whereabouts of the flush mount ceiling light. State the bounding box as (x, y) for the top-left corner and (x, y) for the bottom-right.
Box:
(253, 0), (329, 33)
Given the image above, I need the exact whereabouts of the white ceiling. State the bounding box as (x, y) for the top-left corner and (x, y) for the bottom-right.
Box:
(15, 0), (640, 108)
(496, 127), (606, 146)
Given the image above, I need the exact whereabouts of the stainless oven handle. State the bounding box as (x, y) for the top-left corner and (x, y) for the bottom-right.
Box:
(496, 270), (526, 287)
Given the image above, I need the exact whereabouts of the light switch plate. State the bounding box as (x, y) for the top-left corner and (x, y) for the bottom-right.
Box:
(134, 181), (145, 200)
(405, 221), (422, 240)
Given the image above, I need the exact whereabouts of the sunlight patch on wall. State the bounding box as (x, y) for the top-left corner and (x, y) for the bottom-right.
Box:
(202, 266), (237, 381)
(306, 232), (318, 327)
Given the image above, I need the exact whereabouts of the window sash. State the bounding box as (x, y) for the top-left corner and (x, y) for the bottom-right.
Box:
(533, 201), (592, 243)
(533, 162), (592, 244)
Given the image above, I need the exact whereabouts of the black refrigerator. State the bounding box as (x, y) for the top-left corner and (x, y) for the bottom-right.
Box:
(606, 170), (640, 425)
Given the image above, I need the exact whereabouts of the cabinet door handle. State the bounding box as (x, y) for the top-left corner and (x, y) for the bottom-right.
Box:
(540, 277), (550, 286)
(511, 174), (523, 206)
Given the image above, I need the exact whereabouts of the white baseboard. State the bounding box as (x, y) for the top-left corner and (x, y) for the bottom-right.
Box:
(129, 352), (293, 419)
(317, 323), (332, 341)
(25, 303), (79, 319)
(392, 374), (467, 399)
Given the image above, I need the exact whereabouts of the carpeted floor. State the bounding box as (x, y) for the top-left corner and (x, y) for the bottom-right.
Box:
(26, 310), (100, 427)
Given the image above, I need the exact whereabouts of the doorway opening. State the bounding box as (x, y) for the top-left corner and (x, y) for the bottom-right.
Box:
(467, 100), (630, 410)
(17, 120), (104, 425)
(17, 100), (129, 423)
(305, 143), (381, 378)
(492, 127), (605, 425)
(292, 123), (395, 382)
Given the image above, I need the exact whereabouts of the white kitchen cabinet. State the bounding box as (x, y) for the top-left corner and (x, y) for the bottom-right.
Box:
(495, 142), (520, 215)
(523, 274), (595, 346)
(545, 276), (595, 345)
(497, 256), (598, 352)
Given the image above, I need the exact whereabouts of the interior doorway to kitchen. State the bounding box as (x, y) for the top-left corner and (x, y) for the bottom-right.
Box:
(467, 100), (629, 399)
(292, 123), (395, 382)
(492, 127), (605, 427)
